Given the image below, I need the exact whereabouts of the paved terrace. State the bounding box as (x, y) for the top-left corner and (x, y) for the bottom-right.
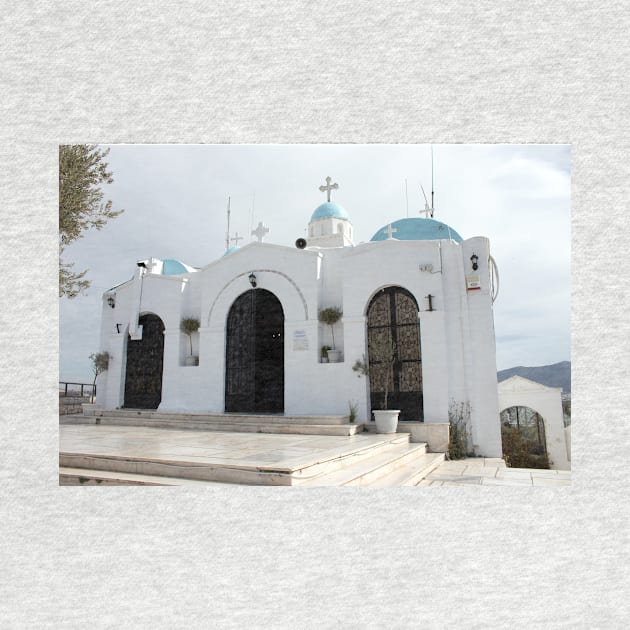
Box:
(420, 457), (571, 486)
(60, 423), (571, 486)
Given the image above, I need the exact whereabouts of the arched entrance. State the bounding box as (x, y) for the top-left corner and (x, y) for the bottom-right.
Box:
(500, 406), (549, 469)
(225, 289), (284, 413)
(123, 313), (165, 409)
(366, 286), (423, 421)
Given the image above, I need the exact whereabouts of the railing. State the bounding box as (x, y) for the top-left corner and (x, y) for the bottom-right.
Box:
(59, 382), (95, 415)
(59, 382), (96, 398)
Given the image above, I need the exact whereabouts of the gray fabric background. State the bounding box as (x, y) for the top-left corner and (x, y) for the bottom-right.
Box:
(1, 1), (627, 628)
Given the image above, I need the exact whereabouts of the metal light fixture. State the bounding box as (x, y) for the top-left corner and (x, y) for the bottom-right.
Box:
(107, 295), (115, 308)
(470, 254), (479, 271)
(248, 272), (257, 288)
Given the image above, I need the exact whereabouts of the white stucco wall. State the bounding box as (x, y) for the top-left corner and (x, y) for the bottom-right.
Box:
(96, 234), (503, 457)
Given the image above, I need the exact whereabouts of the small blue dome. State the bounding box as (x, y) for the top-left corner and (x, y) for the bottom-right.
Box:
(310, 202), (350, 222)
(371, 218), (463, 243)
(223, 245), (240, 257)
(162, 259), (191, 275)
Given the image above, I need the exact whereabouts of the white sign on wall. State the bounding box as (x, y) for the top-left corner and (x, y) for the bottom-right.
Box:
(292, 329), (309, 351)
(466, 276), (481, 291)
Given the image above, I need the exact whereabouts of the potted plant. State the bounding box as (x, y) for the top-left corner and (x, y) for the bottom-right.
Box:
(319, 306), (343, 362)
(181, 317), (200, 366)
(353, 335), (400, 433)
(321, 345), (331, 363)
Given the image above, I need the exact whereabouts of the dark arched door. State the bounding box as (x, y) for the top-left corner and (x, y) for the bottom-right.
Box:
(367, 287), (423, 421)
(225, 289), (284, 413)
(124, 313), (165, 409)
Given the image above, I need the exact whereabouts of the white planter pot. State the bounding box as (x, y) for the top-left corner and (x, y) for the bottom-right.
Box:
(327, 350), (342, 363)
(373, 410), (400, 434)
(185, 356), (198, 366)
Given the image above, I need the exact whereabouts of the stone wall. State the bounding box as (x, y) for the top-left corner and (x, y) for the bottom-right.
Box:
(59, 395), (91, 415)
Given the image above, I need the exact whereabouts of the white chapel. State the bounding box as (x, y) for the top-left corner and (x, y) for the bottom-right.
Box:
(96, 177), (503, 457)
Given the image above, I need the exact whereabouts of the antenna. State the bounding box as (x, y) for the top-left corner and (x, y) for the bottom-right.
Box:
(405, 179), (409, 218)
(420, 185), (431, 218)
(430, 145), (435, 217)
(249, 192), (255, 243)
(225, 196), (231, 250)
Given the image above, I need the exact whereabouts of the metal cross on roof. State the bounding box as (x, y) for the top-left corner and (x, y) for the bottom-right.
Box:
(319, 176), (339, 202)
(384, 224), (397, 240)
(231, 232), (243, 246)
(252, 221), (269, 243)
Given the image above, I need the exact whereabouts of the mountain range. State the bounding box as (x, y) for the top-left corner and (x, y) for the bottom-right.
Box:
(497, 361), (571, 393)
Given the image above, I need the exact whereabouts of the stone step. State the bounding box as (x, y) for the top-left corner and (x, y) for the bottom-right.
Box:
(296, 442), (430, 487)
(60, 455), (443, 487)
(84, 408), (350, 425)
(59, 467), (231, 486)
(366, 452), (445, 486)
(60, 432), (412, 486)
(78, 415), (363, 436)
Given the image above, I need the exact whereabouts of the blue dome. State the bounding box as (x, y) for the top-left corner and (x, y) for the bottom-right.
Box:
(370, 218), (463, 243)
(223, 245), (240, 257)
(162, 259), (191, 275)
(310, 202), (350, 222)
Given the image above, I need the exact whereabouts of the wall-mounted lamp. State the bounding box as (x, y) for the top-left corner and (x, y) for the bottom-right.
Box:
(137, 261), (147, 269)
(470, 254), (479, 271)
(107, 296), (116, 309)
(248, 272), (257, 288)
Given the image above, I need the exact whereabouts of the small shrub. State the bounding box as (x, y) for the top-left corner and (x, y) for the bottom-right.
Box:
(352, 355), (368, 377)
(501, 425), (550, 469)
(348, 401), (358, 423)
(319, 307), (342, 349)
(448, 401), (471, 460)
(181, 317), (200, 356)
(89, 351), (110, 403)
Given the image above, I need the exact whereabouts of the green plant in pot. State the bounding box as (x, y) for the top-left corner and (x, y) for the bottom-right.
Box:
(321, 345), (331, 363)
(181, 317), (200, 366)
(319, 306), (342, 362)
(354, 334), (399, 433)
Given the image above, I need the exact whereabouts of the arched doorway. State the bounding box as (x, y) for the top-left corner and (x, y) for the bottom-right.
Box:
(225, 289), (284, 413)
(124, 313), (165, 409)
(500, 406), (549, 468)
(366, 286), (423, 420)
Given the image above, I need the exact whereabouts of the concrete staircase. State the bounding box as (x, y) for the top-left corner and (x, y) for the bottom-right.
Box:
(76, 408), (362, 436)
(59, 430), (444, 487)
(295, 438), (444, 487)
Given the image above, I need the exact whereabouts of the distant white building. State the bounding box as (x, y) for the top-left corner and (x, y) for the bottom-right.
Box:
(96, 179), (503, 456)
(498, 376), (570, 470)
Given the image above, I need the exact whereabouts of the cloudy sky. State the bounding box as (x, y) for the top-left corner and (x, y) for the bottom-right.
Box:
(59, 144), (570, 382)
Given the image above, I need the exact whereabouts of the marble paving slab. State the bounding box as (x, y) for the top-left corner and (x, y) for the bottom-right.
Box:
(60, 424), (403, 473)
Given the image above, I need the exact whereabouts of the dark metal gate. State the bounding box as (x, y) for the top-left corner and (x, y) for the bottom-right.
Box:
(124, 313), (165, 409)
(225, 289), (284, 413)
(367, 286), (423, 421)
